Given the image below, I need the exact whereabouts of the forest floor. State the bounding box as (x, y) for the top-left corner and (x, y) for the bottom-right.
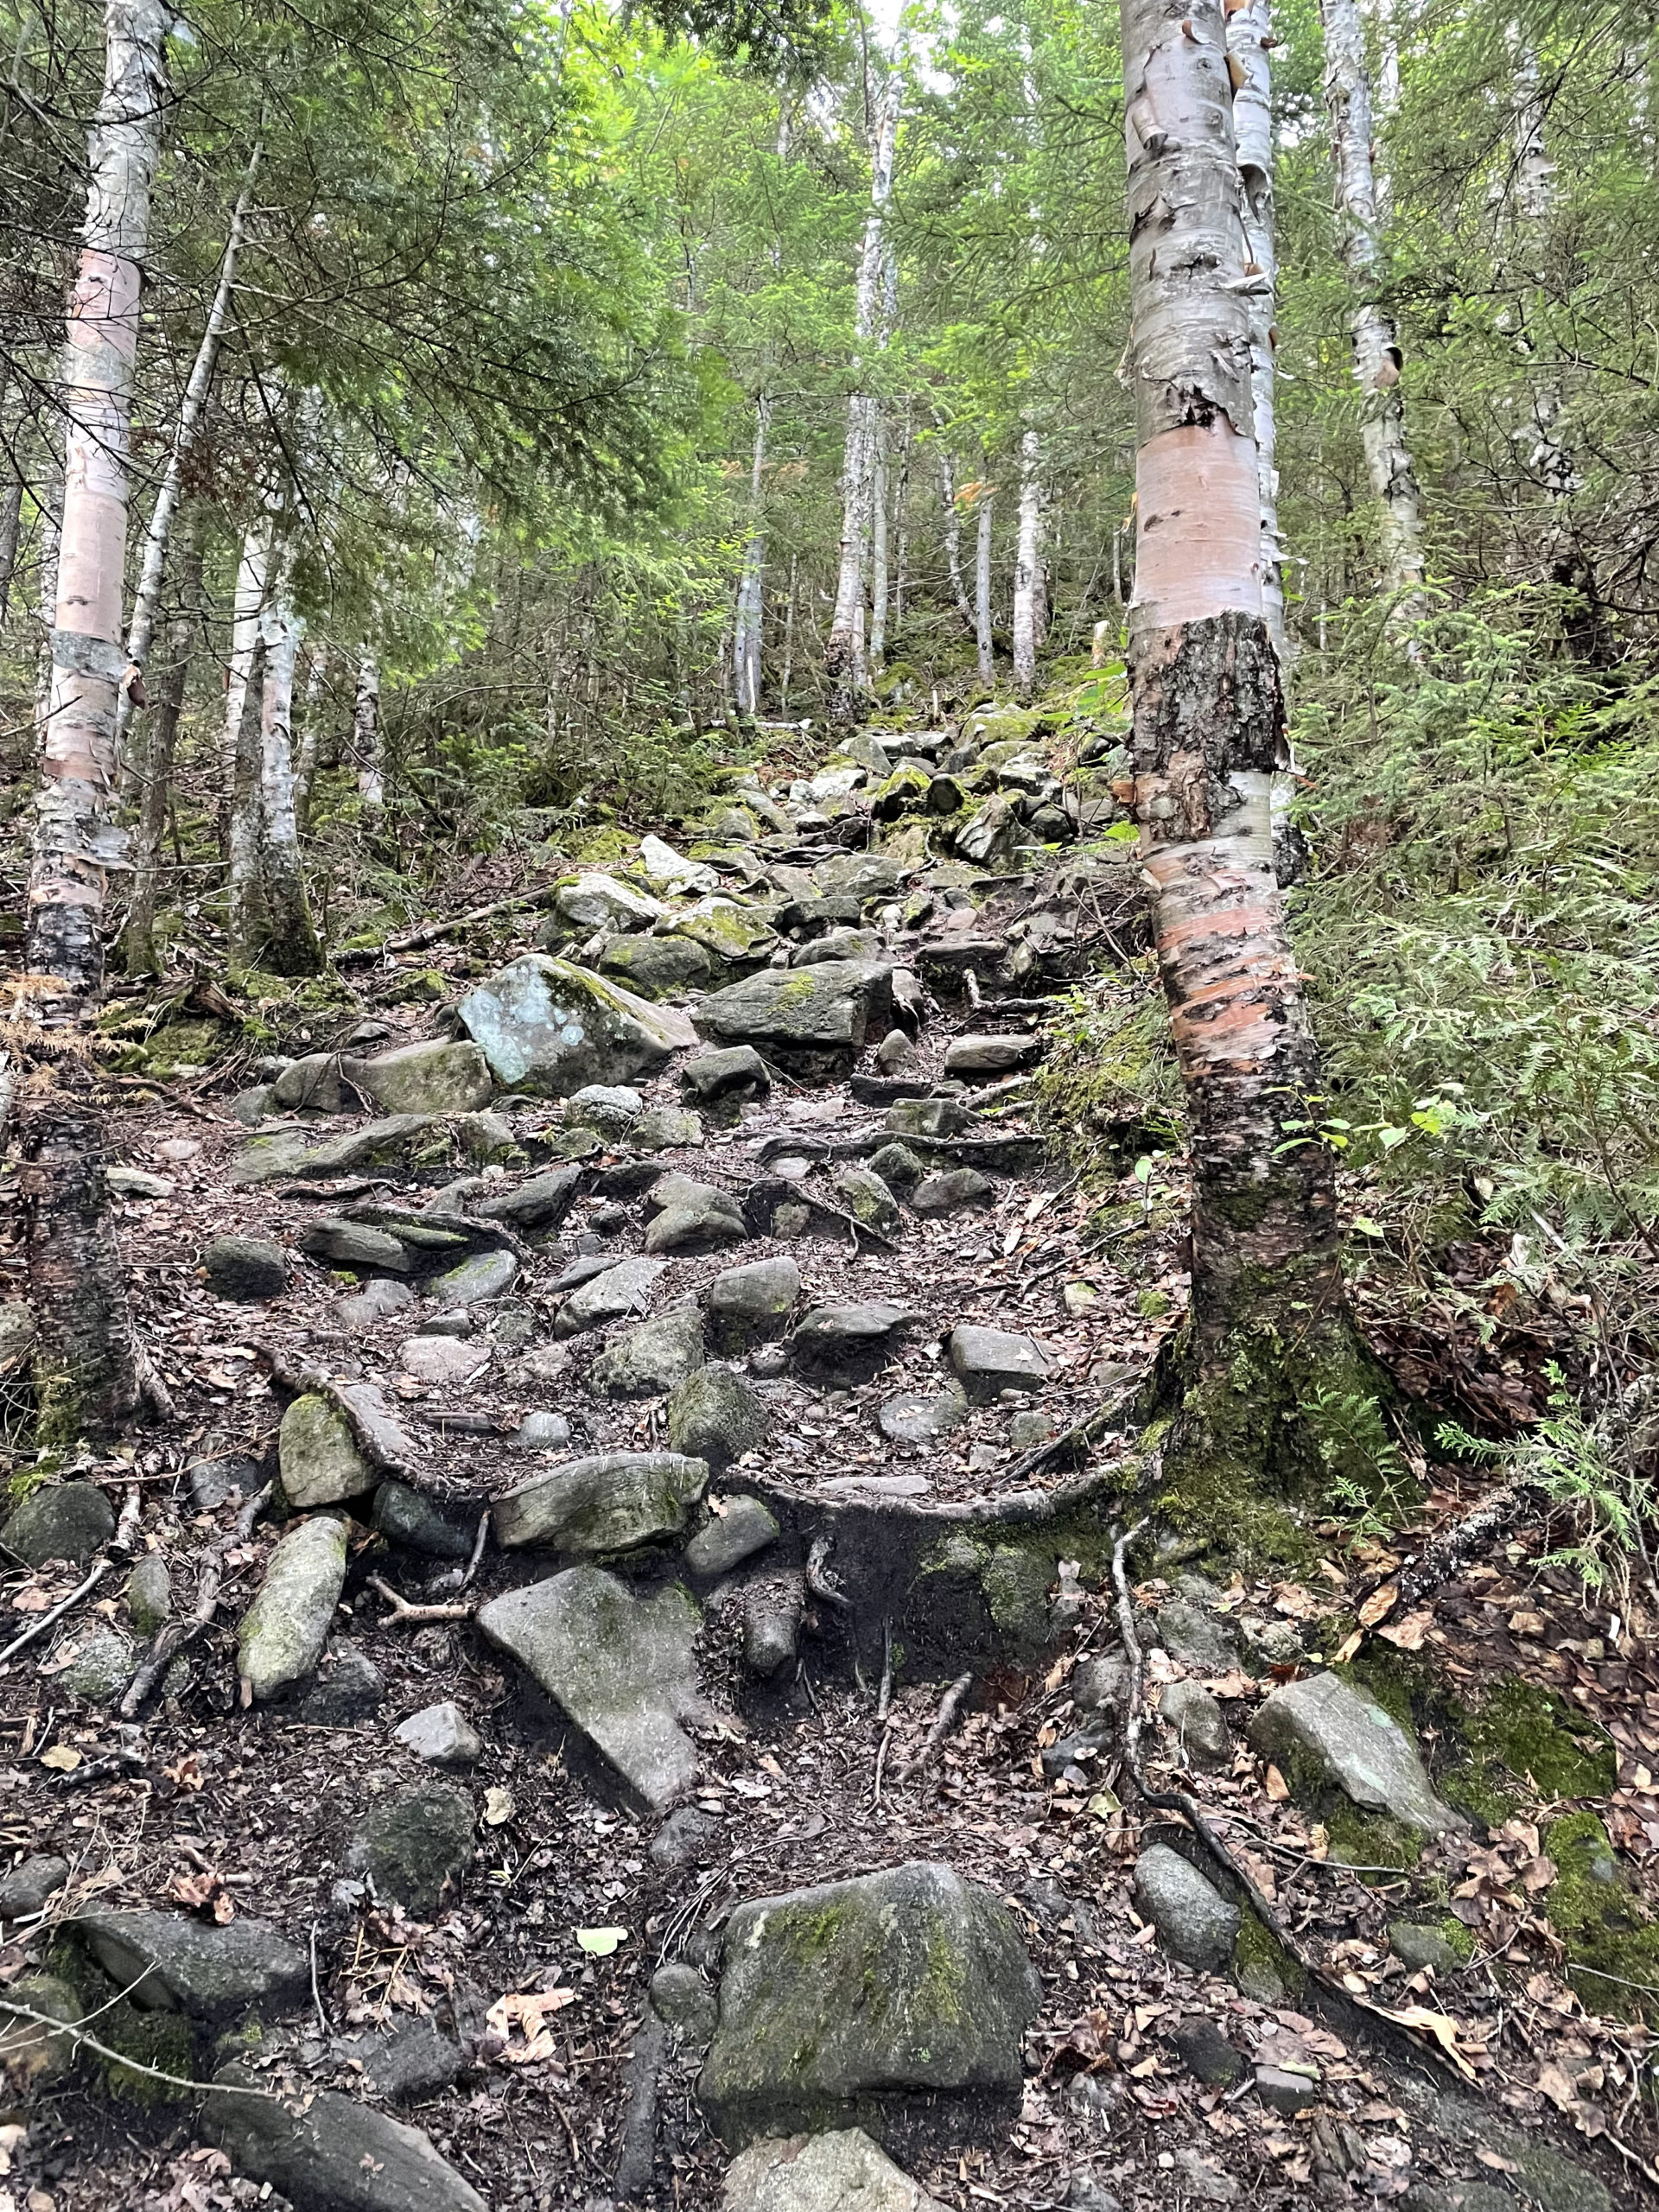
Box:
(1, 716), (1656, 2212)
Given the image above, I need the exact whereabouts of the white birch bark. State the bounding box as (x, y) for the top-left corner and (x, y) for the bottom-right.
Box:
(974, 487), (995, 684)
(1512, 41), (1574, 501)
(1322, 0), (1425, 605)
(117, 142), (258, 766)
(292, 641), (325, 823)
(25, 0), (168, 995)
(220, 518), (270, 841)
(869, 412), (890, 669)
(1012, 426), (1044, 694)
(825, 71), (900, 718)
(1230, 0), (1286, 660)
(251, 581), (318, 970)
(734, 393), (769, 715)
(354, 651), (383, 807)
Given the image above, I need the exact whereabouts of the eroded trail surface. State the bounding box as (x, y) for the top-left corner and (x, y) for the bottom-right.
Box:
(0, 718), (1649, 2212)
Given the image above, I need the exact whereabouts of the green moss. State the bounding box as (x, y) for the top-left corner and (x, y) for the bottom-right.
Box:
(1135, 1289), (1171, 1319)
(1463, 1680), (1616, 1800)
(1544, 1813), (1659, 2019)
(1234, 1907), (1306, 1996)
(572, 826), (634, 864)
(1324, 1800), (1423, 1877)
(1433, 1915), (1476, 1962)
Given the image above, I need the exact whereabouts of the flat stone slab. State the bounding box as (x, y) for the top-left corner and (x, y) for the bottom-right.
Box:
(429, 1247), (519, 1306)
(477, 1565), (711, 1811)
(694, 962), (894, 1071)
(943, 1033), (1041, 1076)
(723, 2130), (950, 2212)
(475, 1166), (582, 1229)
(876, 1387), (968, 1445)
(210, 2069), (487, 2212)
(591, 1307), (707, 1398)
(394, 1701), (482, 1764)
(553, 1255), (668, 1337)
(231, 1114), (437, 1186)
(1248, 1671), (1462, 1838)
(73, 1910), (308, 2020)
(399, 1335), (492, 1386)
(493, 1451), (709, 1553)
(792, 1303), (918, 1385)
(700, 1860), (1039, 2145)
(947, 1324), (1048, 1402)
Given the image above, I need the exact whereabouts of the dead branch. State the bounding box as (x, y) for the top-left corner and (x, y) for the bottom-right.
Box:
(334, 883), (563, 964)
(804, 1532), (852, 1612)
(896, 1671), (973, 1782)
(368, 1573), (474, 1627)
(0, 1998), (283, 2099)
(1394, 1475), (1548, 1612)
(0, 1560), (111, 1670)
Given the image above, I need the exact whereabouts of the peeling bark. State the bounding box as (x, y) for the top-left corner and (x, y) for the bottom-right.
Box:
(1012, 426), (1044, 695)
(219, 519), (269, 847)
(1229, 0), (1285, 660)
(734, 394), (769, 715)
(354, 651), (383, 807)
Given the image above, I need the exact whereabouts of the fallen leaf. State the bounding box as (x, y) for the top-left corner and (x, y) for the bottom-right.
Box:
(1357, 1583), (1399, 1629)
(1128, 2054), (1160, 2077)
(1332, 1628), (1364, 1664)
(1475, 2150), (1521, 2175)
(1202, 1670), (1258, 1700)
(1367, 2002), (1480, 2081)
(1377, 1609), (1432, 1652)
(1264, 1764), (1290, 1802)
(575, 1926), (628, 1956)
(1508, 1611), (1548, 1637)
(485, 1987), (576, 2063)
(38, 1745), (79, 1772)
(1536, 2063), (1581, 2113)
(482, 1786), (515, 1827)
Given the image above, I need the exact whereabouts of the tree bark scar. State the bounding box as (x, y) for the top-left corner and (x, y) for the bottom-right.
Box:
(1131, 609), (1282, 842)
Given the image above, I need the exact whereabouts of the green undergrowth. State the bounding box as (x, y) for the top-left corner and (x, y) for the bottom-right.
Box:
(1544, 1813), (1659, 2019)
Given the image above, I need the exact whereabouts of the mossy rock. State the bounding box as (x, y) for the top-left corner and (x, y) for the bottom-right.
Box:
(1544, 1812), (1659, 2019)
(1234, 1906), (1306, 1999)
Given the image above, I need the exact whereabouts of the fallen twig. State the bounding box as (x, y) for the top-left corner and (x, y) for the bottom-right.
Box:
(804, 1532), (852, 1612)
(1003, 1396), (1127, 1486)
(896, 1670), (973, 1783)
(0, 1561), (111, 1671)
(368, 1573), (475, 1627)
(334, 881), (563, 963)
(0, 1998), (283, 2099)
(122, 1480), (271, 1719)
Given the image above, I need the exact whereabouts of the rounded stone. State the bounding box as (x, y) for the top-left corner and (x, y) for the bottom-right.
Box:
(1133, 1844), (1240, 1974)
(124, 1552), (173, 1636)
(201, 1235), (289, 1303)
(0, 1481), (115, 1567)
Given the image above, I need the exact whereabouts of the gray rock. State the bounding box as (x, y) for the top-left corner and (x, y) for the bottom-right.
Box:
(694, 961), (894, 1074)
(553, 1255), (668, 1337)
(947, 1324), (1048, 1402)
(682, 1046), (772, 1105)
(0, 1968), (81, 2087)
(876, 1385), (968, 1444)
(1239, 1614), (1303, 1669)
(911, 1168), (994, 1217)
(1132, 1845), (1240, 1973)
(230, 1084), (276, 1126)
(668, 1366), (770, 1468)
(1255, 2064), (1319, 2115)
(944, 1033), (1041, 1077)
(1072, 1651), (1128, 1716)
(1172, 2150), (1239, 2205)
(874, 1030), (918, 1075)
(209, 2068), (487, 2211)
(1159, 1681), (1231, 1770)
(395, 1701), (482, 1764)
(506, 1344), (575, 1389)
(230, 1113), (439, 1187)
(792, 927), (882, 967)
(1061, 2182), (1122, 2212)
(645, 1188), (750, 1255)
(296, 1647), (387, 1725)
(413, 1306), (476, 1338)
(706, 1256), (801, 1352)
(279, 1394), (375, 1510)
(491, 1304), (537, 1351)
(237, 1516), (348, 1700)
(371, 1483), (475, 1561)
(400, 1334), (492, 1385)
(867, 1141), (925, 1192)
(1154, 1597), (1240, 1672)
(348, 1780), (475, 1916)
(600, 931), (715, 999)
(474, 1165), (582, 1230)
(124, 1553), (172, 1635)
(477, 1566), (710, 1811)
(0, 1854), (69, 1922)
(201, 1235), (289, 1302)
(723, 2129), (950, 2212)
(429, 1247), (519, 1306)
(493, 1451), (709, 1553)
(272, 1052), (344, 1112)
(73, 1909), (308, 2019)
(830, 1165), (903, 1236)
(55, 1621), (132, 1701)
(700, 1860), (1040, 2145)
(458, 953), (696, 1095)
(1236, 1959), (1286, 2006)
(792, 1302), (918, 1386)
(300, 1217), (414, 1273)
(511, 1410), (573, 1452)
(568, 1081), (645, 1135)
(1247, 1672), (1461, 1837)
(741, 1574), (803, 1676)
(591, 1306), (707, 1398)
(812, 853), (904, 901)
(340, 2013), (465, 2102)
(345, 1039), (494, 1116)
(0, 1301), (37, 1372)
(634, 1104), (705, 1152)
(340, 1276), (417, 1325)
(956, 794), (1020, 870)
(1389, 1920), (1466, 1975)
(884, 1096), (971, 1140)
(652, 1960), (720, 2050)
(684, 1494), (779, 1576)
(554, 872), (664, 934)
(1006, 1410), (1053, 1451)
(1171, 2014), (1245, 2087)
(109, 1166), (175, 1198)
(187, 1455), (265, 1511)
(651, 1807), (718, 1870)
(2, 1480), (114, 1567)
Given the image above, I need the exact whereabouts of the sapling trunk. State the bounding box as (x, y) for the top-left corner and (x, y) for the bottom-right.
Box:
(1012, 426), (1044, 695)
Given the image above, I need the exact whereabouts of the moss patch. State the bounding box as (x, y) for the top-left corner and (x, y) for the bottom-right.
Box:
(1463, 1680), (1615, 1801)
(1544, 1812), (1659, 2020)
(1235, 1907), (1306, 1996)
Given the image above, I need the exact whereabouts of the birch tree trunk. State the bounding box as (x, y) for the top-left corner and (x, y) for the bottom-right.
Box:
(1012, 426), (1044, 695)
(250, 580), (320, 972)
(974, 487), (995, 684)
(869, 413), (890, 670)
(354, 651), (383, 806)
(219, 518), (269, 845)
(124, 507), (200, 975)
(292, 643), (325, 826)
(117, 142), (257, 768)
(825, 72), (900, 720)
(0, 374), (22, 621)
(1229, 0), (1285, 660)
(1120, 0), (1369, 1521)
(1321, 0), (1425, 608)
(937, 444), (975, 635)
(734, 394), (769, 716)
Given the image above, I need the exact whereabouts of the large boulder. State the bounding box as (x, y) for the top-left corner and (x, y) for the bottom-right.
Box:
(457, 954), (696, 1096)
(694, 963), (894, 1076)
(600, 934), (715, 1000)
(1248, 1672), (1462, 1838)
(237, 1517), (348, 1700)
(667, 1367), (770, 1469)
(209, 2069), (487, 2212)
(343, 1039), (494, 1116)
(1, 1480), (114, 1567)
(477, 1566), (710, 1811)
(590, 1307), (708, 1399)
(552, 872), (664, 934)
(723, 2130), (950, 2212)
(279, 1394), (375, 1510)
(492, 1452), (709, 1554)
(71, 1910), (308, 2021)
(699, 1861), (1039, 2146)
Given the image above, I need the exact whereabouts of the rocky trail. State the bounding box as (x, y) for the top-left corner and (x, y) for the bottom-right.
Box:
(2, 715), (1656, 2212)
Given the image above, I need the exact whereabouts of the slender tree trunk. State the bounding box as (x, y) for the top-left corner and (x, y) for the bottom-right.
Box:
(974, 486), (995, 684)
(292, 642), (325, 825)
(117, 141), (258, 770)
(892, 408), (911, 643)
(1012, 425), (1044, 695)
(250, 580), (319, 973)
(779, 554), (797, 713)
(354, 651), (383, 806)
(938, 444), (975, 636)
(869, 412), (890, 670)
(734, 394), (770, 715)
(33, 455), (62, 728)
(1230, 0), (1285, 660)
(0, 373), (22, 622)
(825, 72), (900, 720)
(1322, 0), (1424, 607)
(124, 506), (200, 975)
(219, 518), (269, 845)
(1120, 0), (1368, 1529)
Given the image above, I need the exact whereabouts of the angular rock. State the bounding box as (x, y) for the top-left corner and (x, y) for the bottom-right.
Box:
(568, 1081), (645, 1135)
(791, 927), (883, 968)
(510, 1410), (572, 1452)
(429, 1247), (519, 1306)
(683, 1046), (772, 1105)
(645, 1185), (750, 1255)
(348, 1781), (475, 1916)
(1159, 1681), (1232, 1771)
(911, 1168), (994, 1217)
(231, 1115), (438, 1187)
(474, 1165), (582, 1230)
(651, 1807), (718, 1870)
(651, 1961), (719, 2052)
(1154, 1596), (1240, 1673)
(478, 1566), (709, 1810)
(299, 1217), (413, 1273)
(237, 1516), (348, 1701)
(1, 1481), (115, 1567)
(874, 1029), (918, 1075)
(884, 1096), (970, 1140)
(1255, 2064), (1319, 2116)
(812, 853), (903, 900)
(640, 833), (721, 893)
(345, 1039), (494, 1116)
(722, 2129), (950, 2212)
(1389, 1920), (1466, 1975)
(677, 899), (781, 971)
(684, 1494), (779, 1576)
(1247, 1671), (1461, 1838)
(700, 1860), (1040, 2145)
(271, 1052), (344, 1112)
(399, 1335), (493, 1386)
(956, 794), (1020, 871)
(792, 1303), (918, 1386)
(56, 1623), (133, 1702)
(230, 1084), (275, 1126)
(73, 1909), (308, 2019)
(395, 1701), (482, 1764)
(209, 2069), (487, 2212)
(0, 1854), (69, 1923)
(201, 1235), (289, 1302)
(279, 1394), (375, 1510)
(372, 1482), (475, 1560)
(706, 1256), (801, 1352)
(591, 1306), (708, 1399)
(1171, 2015), (1246, 2088)
(634, 1104), (704, 1151)
(124, 1554), (173, 1635)
(457, 953), (696, 1095)
(695, 962), (894, 1075)
(493, 1450), (709, 1553)
(553, 1255), (667, 1337)
(108, 1166), (175, 1198)
(343, 2013), (465, 2102)
(601, 932), (715, 998)
(830, 1165), (902, 1236)
(1133, 1846), (1239, 1974)
(296, 1647), (387, 1725)
(340, 1277), (417, 1326)
(867, 1141), (925, 1192)
(947, 1324), (1048, 1402)
(555, 872), (664, 933)
(187, 1454), (265, 1511)
(668, 1366), (771, 1469)
(741, 1575), (803, 1677)
(876, 1386), (968, 1445)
